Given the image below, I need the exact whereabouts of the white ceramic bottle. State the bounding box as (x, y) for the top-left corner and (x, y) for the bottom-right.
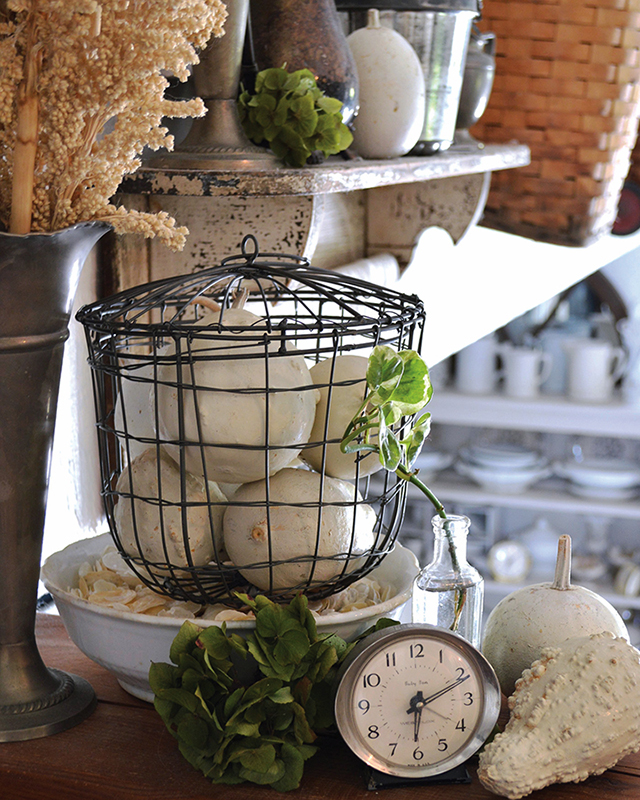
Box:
(347, 10), (425, 159)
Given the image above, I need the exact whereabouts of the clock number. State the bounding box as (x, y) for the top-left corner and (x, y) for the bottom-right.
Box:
(413, 747), (424, 761)
(456, 718), (466, 732)
(455, 667), (466, 680)
(463, 691), (474, 706)
(409, 643), (424, 658)
(363, 673), (381, 688)
(438, 739), (448, 752)
(358, 699), (370, 714)
(368, 725), (380, 739)
(389, 743), (398, 757)
(439, 649), (443, 663)
(385, 652), (396, 667)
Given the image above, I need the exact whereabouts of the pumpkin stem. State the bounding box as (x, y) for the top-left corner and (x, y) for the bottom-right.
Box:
(552, 534), (572, 590)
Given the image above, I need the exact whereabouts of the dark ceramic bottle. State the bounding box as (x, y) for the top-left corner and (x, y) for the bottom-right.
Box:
(249, 0), (359, 126)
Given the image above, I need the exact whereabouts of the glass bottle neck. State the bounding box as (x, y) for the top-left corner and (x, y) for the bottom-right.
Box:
(431, 515), (470, 567)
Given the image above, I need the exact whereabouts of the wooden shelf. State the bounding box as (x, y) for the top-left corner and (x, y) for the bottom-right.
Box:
(120, 143), (530, 197)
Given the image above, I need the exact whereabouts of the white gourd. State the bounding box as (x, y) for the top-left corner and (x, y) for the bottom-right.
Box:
(347, 9), (426, 159)
(114, 447), (227, 573)
(482, 535), (629, 696)
(222, 467), (376, 590)
(155, 307), (319, 485)
(478, 631), (640, 799)
(302, 355), (382, 480)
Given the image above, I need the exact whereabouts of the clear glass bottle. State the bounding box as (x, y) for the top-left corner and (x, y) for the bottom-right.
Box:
(412, 514), (484, 648)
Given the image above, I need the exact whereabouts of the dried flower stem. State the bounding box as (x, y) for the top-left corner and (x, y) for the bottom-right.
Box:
(1, 1), (228, 247)
(9, 10), (38, 234)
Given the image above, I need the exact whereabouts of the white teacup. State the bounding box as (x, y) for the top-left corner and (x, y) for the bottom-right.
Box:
(455, 334), (500, 395)
(563, 338), (627, 403)
(499, 344), (553, 399)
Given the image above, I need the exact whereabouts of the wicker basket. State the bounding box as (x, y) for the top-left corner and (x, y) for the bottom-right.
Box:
(471, 0), (640, 246)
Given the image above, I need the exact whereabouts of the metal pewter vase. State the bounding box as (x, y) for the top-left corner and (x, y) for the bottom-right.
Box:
(147, 0), (276, 170)
(0, 221), (109, 741)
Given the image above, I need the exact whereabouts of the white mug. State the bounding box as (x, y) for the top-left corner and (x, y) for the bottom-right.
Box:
(535, 324), (590, 395)
(563, 338), (627, 403)
(455, 334), (499, 395)
(499, 344), (553, 399)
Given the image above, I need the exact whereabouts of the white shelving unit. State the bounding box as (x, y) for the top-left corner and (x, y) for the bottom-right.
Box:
(427, 389), (640, 439)
(424, 473), (640, 520)
(405, 387), (640, 624)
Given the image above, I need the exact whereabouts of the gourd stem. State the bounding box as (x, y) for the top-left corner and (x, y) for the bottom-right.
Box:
(552, 534), (572, 590)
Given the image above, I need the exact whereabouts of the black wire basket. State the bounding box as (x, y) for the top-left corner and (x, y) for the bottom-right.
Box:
(76, 235), (425, 606)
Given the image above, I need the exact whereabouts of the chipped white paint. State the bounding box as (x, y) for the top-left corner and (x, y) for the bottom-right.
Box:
(366, 172), (490, 266)
(144, 194), (323, 282)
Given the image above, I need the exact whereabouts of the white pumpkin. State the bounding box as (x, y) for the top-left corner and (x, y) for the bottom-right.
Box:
(114, 447), (227, 573)
(301, 355), (381, 480)
(347, 9), (426, 159)
(482, 535), (629, 697)
(113, 362), (155, 464)
(155, 308), (319, 485)
(222, 467), (376, 590)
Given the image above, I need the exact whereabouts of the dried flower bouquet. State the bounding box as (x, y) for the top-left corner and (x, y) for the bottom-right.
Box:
(0, 0), (227, 249)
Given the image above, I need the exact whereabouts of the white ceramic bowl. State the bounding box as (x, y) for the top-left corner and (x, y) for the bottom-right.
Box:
(41, 534), (418, 703)
(460, 443), (542, 470)
(456, 457), (551, 494)
(554, 458), (640, 490)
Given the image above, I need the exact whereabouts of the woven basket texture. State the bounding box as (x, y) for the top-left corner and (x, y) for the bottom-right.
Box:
(471, 0), (640, 246)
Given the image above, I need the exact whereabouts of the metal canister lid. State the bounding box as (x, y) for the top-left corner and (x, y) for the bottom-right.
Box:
(336, 0), (480, 14)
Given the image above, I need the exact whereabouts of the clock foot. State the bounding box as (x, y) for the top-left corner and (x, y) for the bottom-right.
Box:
(365, 763), (471, 790)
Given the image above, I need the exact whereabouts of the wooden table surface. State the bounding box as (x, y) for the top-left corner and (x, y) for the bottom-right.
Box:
(1, 615), (640, 800)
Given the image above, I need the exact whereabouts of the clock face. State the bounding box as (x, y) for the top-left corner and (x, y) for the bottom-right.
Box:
(334, 624), (501, 778)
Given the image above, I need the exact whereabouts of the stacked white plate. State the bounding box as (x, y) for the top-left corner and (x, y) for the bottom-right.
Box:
(456, 443), (551, 494)
(554, 458), (640, 500)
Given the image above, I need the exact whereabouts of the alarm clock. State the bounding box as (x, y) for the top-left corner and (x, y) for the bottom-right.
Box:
(334, 623), (501, 780)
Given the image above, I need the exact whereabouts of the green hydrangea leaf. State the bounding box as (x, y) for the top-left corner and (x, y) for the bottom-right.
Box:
(177, 714), (210, 751)
(336, 121), (354, 151)
(270, 743), (306, 792)
(286, 593), (318, 641)
(269, 686), (295, 704)
(223, 686), (245, 718)
(198, 625), (234, 661)
(271, 128), (309, 167)
(156, 687), (201, 715)
(237, 743), (277, 773)
(291, 701), (317, 744)
(269, 704), (295, 731)
(226, 718), (261, 738)
(149, 661), (176, 694)
(289, 94), (318, 138)
(261, 67), (289, 92)
(255, 605), (310, 665)
(316, 95), (343, 114)
(169, 620), (201, 665)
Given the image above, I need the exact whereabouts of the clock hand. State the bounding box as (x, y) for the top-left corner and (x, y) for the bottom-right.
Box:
(406, 691), (425, 743)
(422, 673), (471, 707)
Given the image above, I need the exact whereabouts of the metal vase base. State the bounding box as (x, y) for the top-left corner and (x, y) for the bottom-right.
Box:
(0, 655), (96, 742)
(147, 99), (277, 171)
